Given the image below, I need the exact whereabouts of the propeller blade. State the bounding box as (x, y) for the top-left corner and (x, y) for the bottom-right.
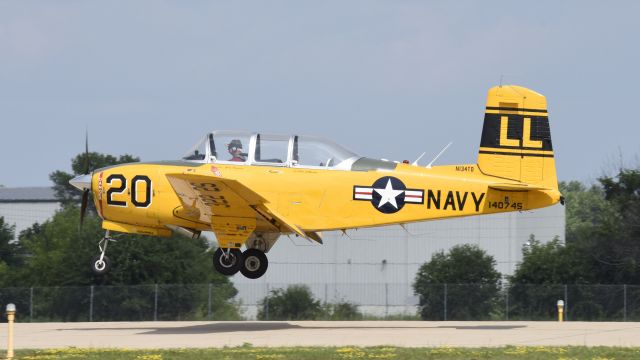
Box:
(84, 130), (90, 175)
(80, 189), (89, 229)
(77, 130), (91, 231)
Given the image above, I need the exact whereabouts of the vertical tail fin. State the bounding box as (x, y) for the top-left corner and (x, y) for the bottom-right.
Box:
(477, 85), (558, 189)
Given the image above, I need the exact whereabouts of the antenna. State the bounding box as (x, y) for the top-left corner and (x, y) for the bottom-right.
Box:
(425, 142), (452, 169)
(412, 152), (426, 166)
(500, 74), (504, 87)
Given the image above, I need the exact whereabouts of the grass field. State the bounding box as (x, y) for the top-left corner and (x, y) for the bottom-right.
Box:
(13, 345), (640, 360)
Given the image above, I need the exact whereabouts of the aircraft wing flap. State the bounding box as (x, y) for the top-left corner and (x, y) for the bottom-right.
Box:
(253, 204), (323, 244)
(252, 204), (318, 239)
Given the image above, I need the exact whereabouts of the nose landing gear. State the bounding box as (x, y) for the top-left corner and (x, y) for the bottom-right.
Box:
(91, 230), (116, 275)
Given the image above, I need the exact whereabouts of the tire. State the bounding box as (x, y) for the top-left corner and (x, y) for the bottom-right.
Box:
(240, 249), (268, 279)
(91, 255), (111, 275)
(213, 248), (243, 276)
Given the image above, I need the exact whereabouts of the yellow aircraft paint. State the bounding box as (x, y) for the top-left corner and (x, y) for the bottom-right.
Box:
(86, 85), (561, 249)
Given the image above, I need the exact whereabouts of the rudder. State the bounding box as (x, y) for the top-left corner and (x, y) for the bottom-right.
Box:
(477, 85), (558, 189)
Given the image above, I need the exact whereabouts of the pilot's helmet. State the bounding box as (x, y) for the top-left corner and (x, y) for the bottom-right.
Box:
(228, 139), (243, 150)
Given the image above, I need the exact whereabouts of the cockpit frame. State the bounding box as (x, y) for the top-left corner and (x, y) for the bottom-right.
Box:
(182, 131), (361, 171)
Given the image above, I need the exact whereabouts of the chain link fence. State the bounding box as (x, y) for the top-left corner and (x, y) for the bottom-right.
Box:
(1, 283), (639, 322)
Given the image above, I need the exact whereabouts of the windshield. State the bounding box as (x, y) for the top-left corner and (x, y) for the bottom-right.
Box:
(182, 135), (209, 162)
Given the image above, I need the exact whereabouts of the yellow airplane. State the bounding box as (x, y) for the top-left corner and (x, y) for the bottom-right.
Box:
(70, 85), (562, 279)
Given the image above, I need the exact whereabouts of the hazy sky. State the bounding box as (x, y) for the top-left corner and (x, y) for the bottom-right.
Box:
(1, 1), (639, 187)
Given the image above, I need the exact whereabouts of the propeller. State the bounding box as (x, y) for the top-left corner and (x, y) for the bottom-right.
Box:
(79, 131), (90, 229)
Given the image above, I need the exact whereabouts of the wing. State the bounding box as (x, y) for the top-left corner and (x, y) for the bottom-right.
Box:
(167, 173), (265, 221)
(166, 173), (320, 243)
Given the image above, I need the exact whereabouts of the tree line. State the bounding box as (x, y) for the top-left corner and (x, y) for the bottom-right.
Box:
(413, 167), (640, 320)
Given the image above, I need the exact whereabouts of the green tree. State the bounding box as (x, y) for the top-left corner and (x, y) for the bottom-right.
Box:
(322, 300), (362, 320)
(507, 174), (640, 320)
(17, 207), (222, 286)
(14, 206), (239, 321)
(50, 152), (138, 206)
(413, 244), (501, 320)
(595, 169), (640, 283)
(0, 217), (21, 268)
(556, 172), (640, 284)
(557, 180), (623, 287)
(257, 285), (322, 320)
(0, 217), (17, 287)
(0, 217), (30, 311)
(560, 181), (615, 245)
(511, 236), (593, 285)
(508, 236), (600, 320)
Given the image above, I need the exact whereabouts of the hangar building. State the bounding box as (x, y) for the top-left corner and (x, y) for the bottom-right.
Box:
(0, 187), (60, 240)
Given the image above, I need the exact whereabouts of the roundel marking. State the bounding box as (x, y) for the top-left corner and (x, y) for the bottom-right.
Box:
(353, 176), (424, 214)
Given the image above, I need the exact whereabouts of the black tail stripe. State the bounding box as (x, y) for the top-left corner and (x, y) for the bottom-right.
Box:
(485, 106), (547, 113)
(484, 145), (553, 151)
(479, 150), (554, 158)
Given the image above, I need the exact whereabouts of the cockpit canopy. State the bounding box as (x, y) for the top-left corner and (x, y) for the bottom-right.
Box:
(182, 131), (364, 170)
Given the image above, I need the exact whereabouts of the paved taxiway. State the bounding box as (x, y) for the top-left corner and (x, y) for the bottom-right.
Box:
(2, 321), (640, 349)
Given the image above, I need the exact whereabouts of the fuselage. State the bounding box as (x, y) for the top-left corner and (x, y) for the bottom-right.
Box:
(89, 160), (561, 235)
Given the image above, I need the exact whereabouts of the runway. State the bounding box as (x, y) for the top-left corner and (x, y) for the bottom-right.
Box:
(3, 321), (640, 349)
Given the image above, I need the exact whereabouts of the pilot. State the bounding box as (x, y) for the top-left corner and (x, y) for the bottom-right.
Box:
(228, 139), (246, 162)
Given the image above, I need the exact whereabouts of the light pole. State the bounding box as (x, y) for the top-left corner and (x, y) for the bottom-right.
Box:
(6, 303), (16, 360)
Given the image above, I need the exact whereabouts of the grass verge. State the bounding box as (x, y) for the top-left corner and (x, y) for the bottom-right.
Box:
(14, 345), (640, 359)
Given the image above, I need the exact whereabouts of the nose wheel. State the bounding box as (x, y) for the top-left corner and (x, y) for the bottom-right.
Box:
(91, 254), (111, 275)
(91, 231), (116, 275)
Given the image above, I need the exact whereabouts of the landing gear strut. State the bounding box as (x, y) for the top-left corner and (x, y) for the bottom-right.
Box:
(91, 230), (116, 275)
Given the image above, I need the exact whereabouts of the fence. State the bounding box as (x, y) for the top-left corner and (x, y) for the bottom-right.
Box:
(1, 283), (640, 322)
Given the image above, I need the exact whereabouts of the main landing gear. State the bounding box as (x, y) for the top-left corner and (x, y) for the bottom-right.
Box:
(91, 230), (116, 275)
(213, 248), (269, 279)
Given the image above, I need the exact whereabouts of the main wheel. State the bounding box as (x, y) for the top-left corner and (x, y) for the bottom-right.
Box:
(213, 248), (243, 276)
(240, 249), (268, 279)
(91, 255), (111, 275)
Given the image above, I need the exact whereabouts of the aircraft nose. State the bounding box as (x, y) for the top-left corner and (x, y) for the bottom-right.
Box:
(69, 174), (92, 191)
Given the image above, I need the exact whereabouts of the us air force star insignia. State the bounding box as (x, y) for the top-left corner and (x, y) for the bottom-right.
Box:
(375, 179), (403, 209)
(353, 176), (424, 214)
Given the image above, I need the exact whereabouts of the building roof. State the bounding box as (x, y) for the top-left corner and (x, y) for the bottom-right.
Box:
(0, 187), (59, 203)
